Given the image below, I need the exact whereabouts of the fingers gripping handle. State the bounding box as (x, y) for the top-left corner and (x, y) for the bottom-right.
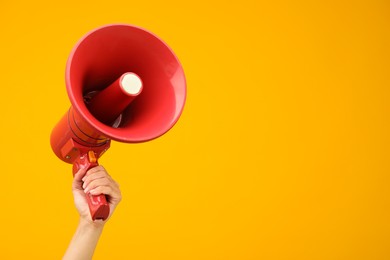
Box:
(73, 151), (110, 221)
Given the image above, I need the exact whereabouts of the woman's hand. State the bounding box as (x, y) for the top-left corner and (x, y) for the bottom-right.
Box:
(72, 165), (122, 226)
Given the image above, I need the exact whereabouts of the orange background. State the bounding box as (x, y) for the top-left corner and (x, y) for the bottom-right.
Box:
(0, 0), (389, 259)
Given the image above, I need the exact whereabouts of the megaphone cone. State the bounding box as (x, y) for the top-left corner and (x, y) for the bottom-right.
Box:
(50, 24), (186, 220)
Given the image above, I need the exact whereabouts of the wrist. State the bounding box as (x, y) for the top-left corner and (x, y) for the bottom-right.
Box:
(79, 217), (105, 231)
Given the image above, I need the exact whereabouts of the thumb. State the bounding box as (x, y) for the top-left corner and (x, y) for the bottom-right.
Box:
(72, 167), (87, 190)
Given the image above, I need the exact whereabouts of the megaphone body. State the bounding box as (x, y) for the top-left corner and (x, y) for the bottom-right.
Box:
(51, 24), (186, 220)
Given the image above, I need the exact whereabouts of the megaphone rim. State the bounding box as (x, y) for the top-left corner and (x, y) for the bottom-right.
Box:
(65, 23), (187, 143)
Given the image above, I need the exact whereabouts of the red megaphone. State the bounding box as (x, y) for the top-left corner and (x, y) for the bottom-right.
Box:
(50, 24), (186, 220)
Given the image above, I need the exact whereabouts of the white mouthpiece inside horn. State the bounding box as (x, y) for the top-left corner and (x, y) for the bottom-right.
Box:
(121, 73), (143, 95)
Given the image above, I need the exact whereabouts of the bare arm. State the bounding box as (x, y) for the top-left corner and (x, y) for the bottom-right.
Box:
(63, 166), (122, 260)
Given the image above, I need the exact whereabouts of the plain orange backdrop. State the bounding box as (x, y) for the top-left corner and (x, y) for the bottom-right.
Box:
(0, 0), (389, 259)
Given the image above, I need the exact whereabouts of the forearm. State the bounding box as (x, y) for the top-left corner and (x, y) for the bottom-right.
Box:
(63, 219), (104, 260)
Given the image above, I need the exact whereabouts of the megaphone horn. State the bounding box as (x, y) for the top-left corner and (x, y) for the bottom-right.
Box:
(50, 24), (186, 220)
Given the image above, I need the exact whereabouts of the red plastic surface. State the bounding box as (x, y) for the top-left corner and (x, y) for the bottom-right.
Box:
(50, 107), (110, 163)
(65, 24), (186, 143)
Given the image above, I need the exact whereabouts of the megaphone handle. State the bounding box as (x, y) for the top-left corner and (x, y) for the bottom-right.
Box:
(72, 151), (110, 221)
